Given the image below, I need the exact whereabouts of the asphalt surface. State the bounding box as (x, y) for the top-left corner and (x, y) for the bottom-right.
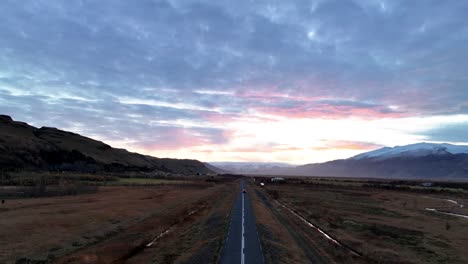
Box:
(219, 180), (264, 264)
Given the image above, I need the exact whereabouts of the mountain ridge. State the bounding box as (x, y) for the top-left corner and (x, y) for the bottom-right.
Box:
(0, 115), (212, 174)
(211, 143), (468, 179)
(352, 142), (468, 160)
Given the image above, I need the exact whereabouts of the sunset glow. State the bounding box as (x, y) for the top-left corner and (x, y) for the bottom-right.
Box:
(1, 1), (468, 164)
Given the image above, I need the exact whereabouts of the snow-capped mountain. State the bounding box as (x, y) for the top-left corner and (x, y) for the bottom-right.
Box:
(208, 143), (468, 179)
(352, 143), (468, 160)
(253, 143), (468, 179)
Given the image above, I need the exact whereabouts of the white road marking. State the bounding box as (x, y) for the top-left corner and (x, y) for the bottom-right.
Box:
(146, 209), (199, 247)
(277, 201), (361, 257)
(422, 196), (464, 208)
(241, 189), (245, 264)
(146, 229), (171, 247)
(425, 208), (468, 219)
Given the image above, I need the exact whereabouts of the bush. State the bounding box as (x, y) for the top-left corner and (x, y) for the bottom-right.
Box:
(18, 181), (98, 197)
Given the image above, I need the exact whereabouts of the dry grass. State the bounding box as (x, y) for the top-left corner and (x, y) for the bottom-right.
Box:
(0, 182), (237, 264)
(256, 179), (468, 264)
(114, 177), (191, 185)
(248, 185), (310, 264)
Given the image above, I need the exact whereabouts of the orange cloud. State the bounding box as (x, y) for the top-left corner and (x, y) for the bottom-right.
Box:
(314, 140), (383, 151)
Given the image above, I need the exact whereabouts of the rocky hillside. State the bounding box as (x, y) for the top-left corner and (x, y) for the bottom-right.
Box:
(0, 115), (212, 174)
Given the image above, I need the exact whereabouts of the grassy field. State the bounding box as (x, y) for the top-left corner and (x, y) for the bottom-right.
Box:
(0, 172), (216, 199)
(114, 177), (191, 185)
(0, 179), (237, 264)
(4, 173), (467, 264)
(251, 177), (468, 264)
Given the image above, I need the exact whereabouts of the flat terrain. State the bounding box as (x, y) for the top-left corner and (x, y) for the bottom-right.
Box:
(251, 178), (468, 264)
(0, 180), (237, 264)
(3, 174), (468, 264)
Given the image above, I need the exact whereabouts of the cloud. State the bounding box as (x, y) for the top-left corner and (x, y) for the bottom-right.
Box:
(250, 97), (407, 119)
(0, 90), (233, 150)
(2, 0), (467, 112)
(423, 123), (468, 143)
(199, 143), (304, 154)
(313, 140), (383, 151)
(1, 0), (468, 162)
(134, 126), (231, 151)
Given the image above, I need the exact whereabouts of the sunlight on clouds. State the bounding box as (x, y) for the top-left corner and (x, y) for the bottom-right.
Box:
(2, 1), (468, 165)
(194, 90), (234, 95)
(118, 97), (220, 112)
(122, 114), (468, 164)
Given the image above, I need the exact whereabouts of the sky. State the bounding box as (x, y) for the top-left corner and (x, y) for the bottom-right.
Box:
(1, 0), (468, 164)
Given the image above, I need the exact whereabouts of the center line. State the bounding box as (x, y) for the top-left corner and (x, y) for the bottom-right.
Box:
(241, 189), (245, 264)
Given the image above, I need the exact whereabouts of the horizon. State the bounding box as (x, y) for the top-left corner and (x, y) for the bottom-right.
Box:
(5, 112), (468, 165)
(1, 1), (468, 164)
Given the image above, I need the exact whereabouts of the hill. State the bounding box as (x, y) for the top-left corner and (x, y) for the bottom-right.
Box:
(254, 143), (468, 179)
(351, 142), (468, 160)
(203, 162), (231, 174)
(292, 153), (468, 179)
(0, 115), (212, 174)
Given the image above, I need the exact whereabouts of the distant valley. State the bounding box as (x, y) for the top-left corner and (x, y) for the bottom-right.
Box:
(208, 161), (294, 174)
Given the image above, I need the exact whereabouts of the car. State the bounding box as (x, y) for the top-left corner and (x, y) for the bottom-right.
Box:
(242, 189), (247, 193)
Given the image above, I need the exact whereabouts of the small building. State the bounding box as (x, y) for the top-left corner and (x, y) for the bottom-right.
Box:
(271, 177), (285, 183)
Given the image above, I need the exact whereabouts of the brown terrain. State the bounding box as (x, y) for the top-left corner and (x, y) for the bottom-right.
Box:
(0, 115), (211, 174)
(250, 177), (468, 264)
(0, 179), (237, 264)
(2, 173), (468, 264)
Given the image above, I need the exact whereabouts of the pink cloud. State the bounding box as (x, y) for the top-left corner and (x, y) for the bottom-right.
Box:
(198, 111), (240, 123)
(253, 101), (409, 120)
(314, 140), (383, 151)
(136, 128), (205, 151)
(197, 109), (278, 124)
(136, 126), (232, 151)
(198, 144), (303, 153)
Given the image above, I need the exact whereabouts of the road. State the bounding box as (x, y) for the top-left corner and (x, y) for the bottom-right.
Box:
(219, 180), (264, 264)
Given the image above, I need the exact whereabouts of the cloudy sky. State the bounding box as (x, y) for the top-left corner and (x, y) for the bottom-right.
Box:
(1, 0), (468, 164)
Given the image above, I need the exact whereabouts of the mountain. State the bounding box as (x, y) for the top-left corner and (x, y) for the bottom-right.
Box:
(0, 115), (212, 174)
(203, 162), (231, 174)
(208, 162), (294, 174)
(260, 143), (468, 179)
(352, 143), (468, 160)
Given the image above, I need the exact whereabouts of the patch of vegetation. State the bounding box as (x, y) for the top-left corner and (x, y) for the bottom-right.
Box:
(342, 220), (366, 232)
(114, 177), (190, 185)
(367, 223), (423, 246)
(1, 172), (117, 186)
(360, 206), (405, 218)
(0, 173), (101, 198)
(363, 183), (468, 194)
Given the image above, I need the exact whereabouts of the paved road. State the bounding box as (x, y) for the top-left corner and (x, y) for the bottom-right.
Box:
(219, 180), (264, 264)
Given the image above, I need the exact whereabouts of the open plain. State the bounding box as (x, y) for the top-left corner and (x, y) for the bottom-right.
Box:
(0, 177), (237, 264)
(250, 177), (468, 264)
